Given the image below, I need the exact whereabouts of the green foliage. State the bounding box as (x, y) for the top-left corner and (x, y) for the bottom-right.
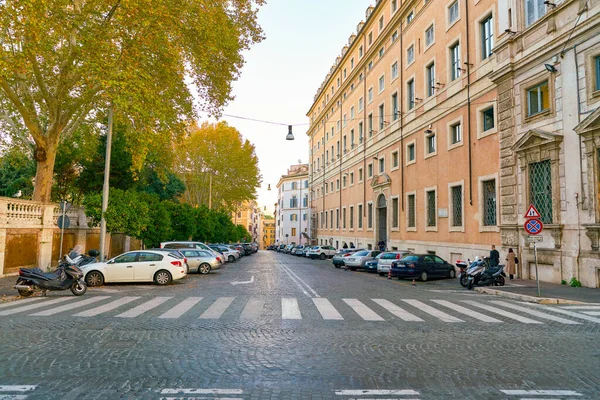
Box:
(561, 279), (567, 285)
(141, 171), (186, 202)
(164, 202), (197, 241)
(0, 146), (35, 198)
(569, 278), (582, 288)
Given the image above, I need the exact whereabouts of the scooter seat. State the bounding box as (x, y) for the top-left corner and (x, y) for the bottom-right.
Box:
(20, 268), (59, 280)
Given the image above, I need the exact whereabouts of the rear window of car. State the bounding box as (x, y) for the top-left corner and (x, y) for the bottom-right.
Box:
(380, 253), (399, 260)
(164, 243), (193, 249)
(400, 255), (420, 262)
(179, 250), (198, 257)
(353, 251), (369, 256)
(197, 251), (213, 257)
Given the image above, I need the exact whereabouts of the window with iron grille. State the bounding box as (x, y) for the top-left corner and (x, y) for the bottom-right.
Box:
(451, 185), (463, 227)
(368, 203), (373, 228)
(427, 190), (436, 227)
(529, 160), (553, 223)
(358, 204), (363, 228)
(350, 206), (354, 229)
(408, 194), (416, 228)
(483, 179), (497, 226)
(392, 198), (399, 228)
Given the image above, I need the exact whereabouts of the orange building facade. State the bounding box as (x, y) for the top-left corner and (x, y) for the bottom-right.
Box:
(308, 0), (501, 263)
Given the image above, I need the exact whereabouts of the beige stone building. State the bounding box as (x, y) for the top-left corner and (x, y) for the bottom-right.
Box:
(276, 164), (311, 246)
(307, 0), (501, 264)
(232, 201), (261, 243)
(490, 0), (600, 287)
(262, 217), (276, 249)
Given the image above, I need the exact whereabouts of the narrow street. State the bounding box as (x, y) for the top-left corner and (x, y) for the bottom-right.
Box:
(0, 251), (598, 399)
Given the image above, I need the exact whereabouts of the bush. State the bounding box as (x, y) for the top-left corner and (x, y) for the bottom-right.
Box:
(569, 278), (582, 288)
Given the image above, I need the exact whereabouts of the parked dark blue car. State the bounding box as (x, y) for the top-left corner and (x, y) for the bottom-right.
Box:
(390, 254), (456, 282)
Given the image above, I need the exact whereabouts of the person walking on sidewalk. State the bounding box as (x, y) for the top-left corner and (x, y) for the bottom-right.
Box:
(505, 248), (516, 280)
(489, 244), (500, 267)
(378, 239), (386, 252)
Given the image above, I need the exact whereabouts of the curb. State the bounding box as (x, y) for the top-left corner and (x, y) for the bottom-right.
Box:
(474, 287), (585, 304)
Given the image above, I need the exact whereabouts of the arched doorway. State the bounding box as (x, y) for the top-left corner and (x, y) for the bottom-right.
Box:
(376, 194), (387, 248)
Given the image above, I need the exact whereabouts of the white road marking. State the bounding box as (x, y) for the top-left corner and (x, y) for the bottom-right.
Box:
(335, 389), (420, 395)
(282, 298), (302, 319)
(500, 389), (582, 396)
(401, 299), (463, 323)
(159, 297), (203, 319)
(0, 298), (43, 309)
(160, 388), (244, 394)
(581, 311), (600, 316)
(490, 301), (581, 324)
(279, 262), (320, 297)
(199, 297), (235, 319)
(115, 297), (172, 318)
(0, 395), (29, 400)
(0, 387), (36, 392)
(29, 296), (110, 316)
(342, 299), (384, 321)
(230, 276), (254, 286)
(372, 299), (423, 321)
(73, 296), (141, 317)
(522, 303), (600, 323)
(0, 297), (72, 316)
(239, 298), (265, 320)
(559, 305), (600, 309)
(431, 300), (503, 323)
(160, 397), (243, 400)
(312, 298), (343, 320)
(462, 301), (543, 324)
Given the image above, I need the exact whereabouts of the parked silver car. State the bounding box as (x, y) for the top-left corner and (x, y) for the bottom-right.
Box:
(177, 249), (221, 274)
(377, 251), (413, 276)
(332, 249), (366, 267)
(344, 250), (382, 270)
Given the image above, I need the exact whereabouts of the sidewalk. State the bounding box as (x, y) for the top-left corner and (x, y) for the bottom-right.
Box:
(475, 278), (600, 304)
(0, 273), (19, 301)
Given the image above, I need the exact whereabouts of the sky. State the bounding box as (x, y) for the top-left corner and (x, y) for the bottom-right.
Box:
(206, 0), (373, 216)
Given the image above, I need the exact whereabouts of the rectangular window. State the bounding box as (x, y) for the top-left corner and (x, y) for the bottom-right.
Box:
(450, 43), (461, 81)
(349, 206), (354, 229)
(320, 212), (324, 228)
(392, 93), (398, 120)
(350, 172), (354, 185)
(525, 0), (546, 27)
(407, 194), (416, 228)
(379, 47), (385, 58)
(330, 210), (333, 229)
(407, 79), (415, 110)
(392, 197), (399, 228)
(343, 208), (346, 229)
(407, 143), (415, 162)
(343, 114), (347, 126)
(368, 32), (373, 45)
(449, 1), (459, 24)
(368, 60), (373, 70)
(426, 190), (436, 227)
(368, 163), (373, 178)
(451, 185), (463, 227)
(368, 114), (373, 136)
(527, 81), (549, 116)
(529, 160), (553, 223)
(426, 63), (436, 97)
(358, 205), (363, 228)
(483, 107), (495, 131)
(451, 122), (462, 144)
(379, 157), (385, 173)
(368, 203), (373, 229)
(392, 151), (399, 168)
(407, 11), (414, 24)
(290, 197), (298, 208)
(391, 0), (397, 13)
(336, 209), (339, 229)
(358, 122), (363, 142)
(290, 214), (297, 221)
(291, 228), (296, 236)
(358, 97), (364, 111)
(368, 87), (373, 103)
(425, 25), (435, 47)
(407, 45), (414, 64)
(359, 168), (363, 182)
(379, 16), (384, 31)
(351, 58), (354, 70)
(336, 179), (340, 190)
(379, 104), (385, 129)
(359, 45), (363, 58)
(595, 56), (600, 91)
(391, 62), (398, 80)
(426, 132), (436, 154)
(379, 75), (385, 92)
(481, 15), (493, 60)
(392, 31), (398, 43)
(483, 179), (497, 226)
(350, 129), (355, 147)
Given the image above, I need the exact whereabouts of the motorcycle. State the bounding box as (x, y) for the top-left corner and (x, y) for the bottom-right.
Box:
(14, 246), (88, 297)
(61, 246), (99, 268)
(466, 258), (506, 290)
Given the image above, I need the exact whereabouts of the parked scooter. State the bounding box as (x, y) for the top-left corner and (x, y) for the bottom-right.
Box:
(60, 245), (99, 268)
(466, 258), (506, 290)
(14, 246), (88, 297)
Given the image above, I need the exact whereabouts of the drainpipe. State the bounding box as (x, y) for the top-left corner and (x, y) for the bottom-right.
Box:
(340, 89), (343, 240)
(399, 20), (404, 212)
(362, 32), (368, 221)
(464, 0), (473, 206)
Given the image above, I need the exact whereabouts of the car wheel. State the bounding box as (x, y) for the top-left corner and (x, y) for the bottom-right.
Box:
(448, 268), (456, 279)
(319, 253), (326, 260)
(349, 267), (356, 271)
(334, 265), (341, 268)
(378, 272), (385, 276)
(85, 271), (105, 287)
(198, 263), (211, 275)
(228, 255), (235, 263)
(420, 271), (428, 282)
(154, 270), (172, 285)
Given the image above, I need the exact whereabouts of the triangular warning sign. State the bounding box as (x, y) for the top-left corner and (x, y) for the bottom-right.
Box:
(524, 204), (541, 219)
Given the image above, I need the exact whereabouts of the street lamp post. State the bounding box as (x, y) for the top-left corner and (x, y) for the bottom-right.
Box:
(285, 233), (289, 245)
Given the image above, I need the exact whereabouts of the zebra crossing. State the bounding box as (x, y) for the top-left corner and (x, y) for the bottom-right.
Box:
(0, 296), (599, 325)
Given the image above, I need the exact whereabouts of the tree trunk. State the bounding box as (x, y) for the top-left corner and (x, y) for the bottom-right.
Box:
(32, 140), (59, 203)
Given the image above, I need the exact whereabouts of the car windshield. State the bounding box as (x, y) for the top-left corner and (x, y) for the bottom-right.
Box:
(381, 253), (399, 260)
(400, 255), (420, 262)
(353, 251), (369, 256)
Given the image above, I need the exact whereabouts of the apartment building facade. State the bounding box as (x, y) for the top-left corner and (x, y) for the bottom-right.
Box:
(489, 0), (600, 287)
(276, 164), (311, 246)
(262, 217), (276, 249)
(232, 201), (261, 243)
(307, 0), (501, 264)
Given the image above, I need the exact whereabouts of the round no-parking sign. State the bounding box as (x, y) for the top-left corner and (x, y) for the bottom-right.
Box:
(524, 218), (543, 235)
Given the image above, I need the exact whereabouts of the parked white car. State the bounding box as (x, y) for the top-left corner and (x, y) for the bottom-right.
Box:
(344, 250), (382, 270)
(160, 241), (225, 265)
(307, 245), (337, 260)
(377, 251), (413, 276)
(81, 250), (188, 286)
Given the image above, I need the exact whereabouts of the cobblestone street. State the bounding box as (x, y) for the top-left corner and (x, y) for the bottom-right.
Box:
(0, 251), (598, 399)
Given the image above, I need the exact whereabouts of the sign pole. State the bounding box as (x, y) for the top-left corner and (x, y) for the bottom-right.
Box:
(59, 201), (67, 261)
(534, 242), (541, 297)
